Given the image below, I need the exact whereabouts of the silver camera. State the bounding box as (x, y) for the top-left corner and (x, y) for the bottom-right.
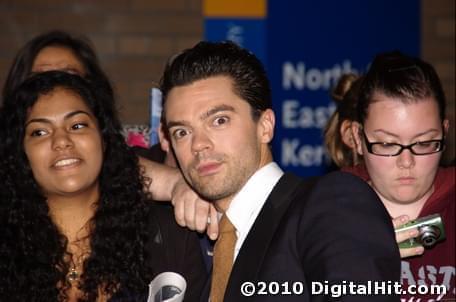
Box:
(395, 214), (446, 248)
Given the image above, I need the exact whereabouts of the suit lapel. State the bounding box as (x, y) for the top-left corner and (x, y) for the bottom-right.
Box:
(223, 173), (305, 300)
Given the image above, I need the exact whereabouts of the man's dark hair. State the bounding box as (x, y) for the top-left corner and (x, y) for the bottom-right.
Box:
(160, 40), (272, 122)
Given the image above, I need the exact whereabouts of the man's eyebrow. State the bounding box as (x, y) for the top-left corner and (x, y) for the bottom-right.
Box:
(199, 104), (235, 121)
(166, 104), (236, 129)
(25, 110), (92, 127)
(167, 120), (189, 129)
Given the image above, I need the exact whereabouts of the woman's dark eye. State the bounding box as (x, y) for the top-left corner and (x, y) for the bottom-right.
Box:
(72, 123), (87, 130)
(30, 129), (47, 137)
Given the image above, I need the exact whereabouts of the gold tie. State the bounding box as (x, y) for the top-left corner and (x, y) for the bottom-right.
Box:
(210, 215), (237, 302)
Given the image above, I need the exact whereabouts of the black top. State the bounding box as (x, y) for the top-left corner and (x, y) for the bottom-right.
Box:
(145, 202), (207, 302)
(110, 202), (207, 302)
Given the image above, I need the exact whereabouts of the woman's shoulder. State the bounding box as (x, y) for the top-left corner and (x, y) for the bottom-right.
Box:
(422, 167), (455, 215)
(340, 164), (370, 181)
(433, 167), (455, 197)
(436, 166), (455, 183)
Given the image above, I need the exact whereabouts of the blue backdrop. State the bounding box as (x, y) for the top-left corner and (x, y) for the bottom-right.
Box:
(205, 0), (420, 176)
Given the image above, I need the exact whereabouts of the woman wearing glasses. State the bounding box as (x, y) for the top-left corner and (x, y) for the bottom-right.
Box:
(349, 51), (454, 301)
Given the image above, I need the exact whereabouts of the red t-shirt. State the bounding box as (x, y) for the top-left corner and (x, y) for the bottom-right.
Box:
(343, 166), (455, 301)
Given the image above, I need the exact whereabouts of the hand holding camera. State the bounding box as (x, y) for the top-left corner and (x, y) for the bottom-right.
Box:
(394, 214), (446, 258)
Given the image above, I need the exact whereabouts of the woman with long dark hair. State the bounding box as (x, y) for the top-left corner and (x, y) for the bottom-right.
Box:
(0, 29), (215, 238)
(0, 71), (206, 301)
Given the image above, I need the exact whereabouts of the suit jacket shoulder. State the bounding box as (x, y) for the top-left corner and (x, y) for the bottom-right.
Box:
(223, 171), (400, 302)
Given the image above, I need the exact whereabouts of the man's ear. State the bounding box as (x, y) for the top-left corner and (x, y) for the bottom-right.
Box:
(351, 121), (364, 155)
(158, 122), (170, 152)
(257, 109), (275, 144)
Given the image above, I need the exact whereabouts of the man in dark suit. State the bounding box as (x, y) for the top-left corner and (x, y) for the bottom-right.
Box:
(160, 41), (401, 301)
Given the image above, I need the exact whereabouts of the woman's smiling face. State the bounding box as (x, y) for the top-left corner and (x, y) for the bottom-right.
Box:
(23, 87), (103, 198)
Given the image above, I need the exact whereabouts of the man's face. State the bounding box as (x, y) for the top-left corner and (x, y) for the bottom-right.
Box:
(164, 76), (274, 211)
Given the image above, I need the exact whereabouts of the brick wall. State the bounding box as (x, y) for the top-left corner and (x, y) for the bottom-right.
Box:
(422, 0), (455, 164)
(0, 0), (203, 124)
(0, 0), (454, 162)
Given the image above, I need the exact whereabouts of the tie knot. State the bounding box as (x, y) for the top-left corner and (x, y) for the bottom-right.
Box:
(219, 215), (235, 234)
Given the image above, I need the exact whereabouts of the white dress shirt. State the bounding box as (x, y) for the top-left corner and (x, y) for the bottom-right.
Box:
(224, 162), (284, 261)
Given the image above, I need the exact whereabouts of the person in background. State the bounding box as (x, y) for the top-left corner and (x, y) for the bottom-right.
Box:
(2, 30), (111, 104)
(0, 71), (206, 301)
(0, 30), (213, 229)
(349, 51), (455, 301)
(160, 40), (400, 302)
(325, 70), (439, 260)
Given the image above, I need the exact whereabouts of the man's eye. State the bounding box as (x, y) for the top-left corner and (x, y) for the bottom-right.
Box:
(30, 129), (48, 137)
(213, 116), (229, 126)
(71, 123), (87, 130)
(173, 129), (188, 139)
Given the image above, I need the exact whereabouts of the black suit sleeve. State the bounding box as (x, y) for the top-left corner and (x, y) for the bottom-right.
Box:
(297, 172), (401, 301)
(146, 203), (207, 302)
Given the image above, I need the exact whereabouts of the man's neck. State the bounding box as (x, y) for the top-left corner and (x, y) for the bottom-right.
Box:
(213, 158), (274, 213)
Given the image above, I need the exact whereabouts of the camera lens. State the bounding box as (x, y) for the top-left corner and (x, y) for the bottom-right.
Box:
(418, 225), (440, 247)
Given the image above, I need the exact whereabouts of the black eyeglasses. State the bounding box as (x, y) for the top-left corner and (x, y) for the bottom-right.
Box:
(362, 130), (445, 156)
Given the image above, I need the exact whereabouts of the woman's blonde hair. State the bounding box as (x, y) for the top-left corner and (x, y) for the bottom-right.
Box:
(324, 73), (363, 167)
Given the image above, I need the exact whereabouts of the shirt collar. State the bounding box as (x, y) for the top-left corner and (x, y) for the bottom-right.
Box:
(225, 162), (284, 244)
